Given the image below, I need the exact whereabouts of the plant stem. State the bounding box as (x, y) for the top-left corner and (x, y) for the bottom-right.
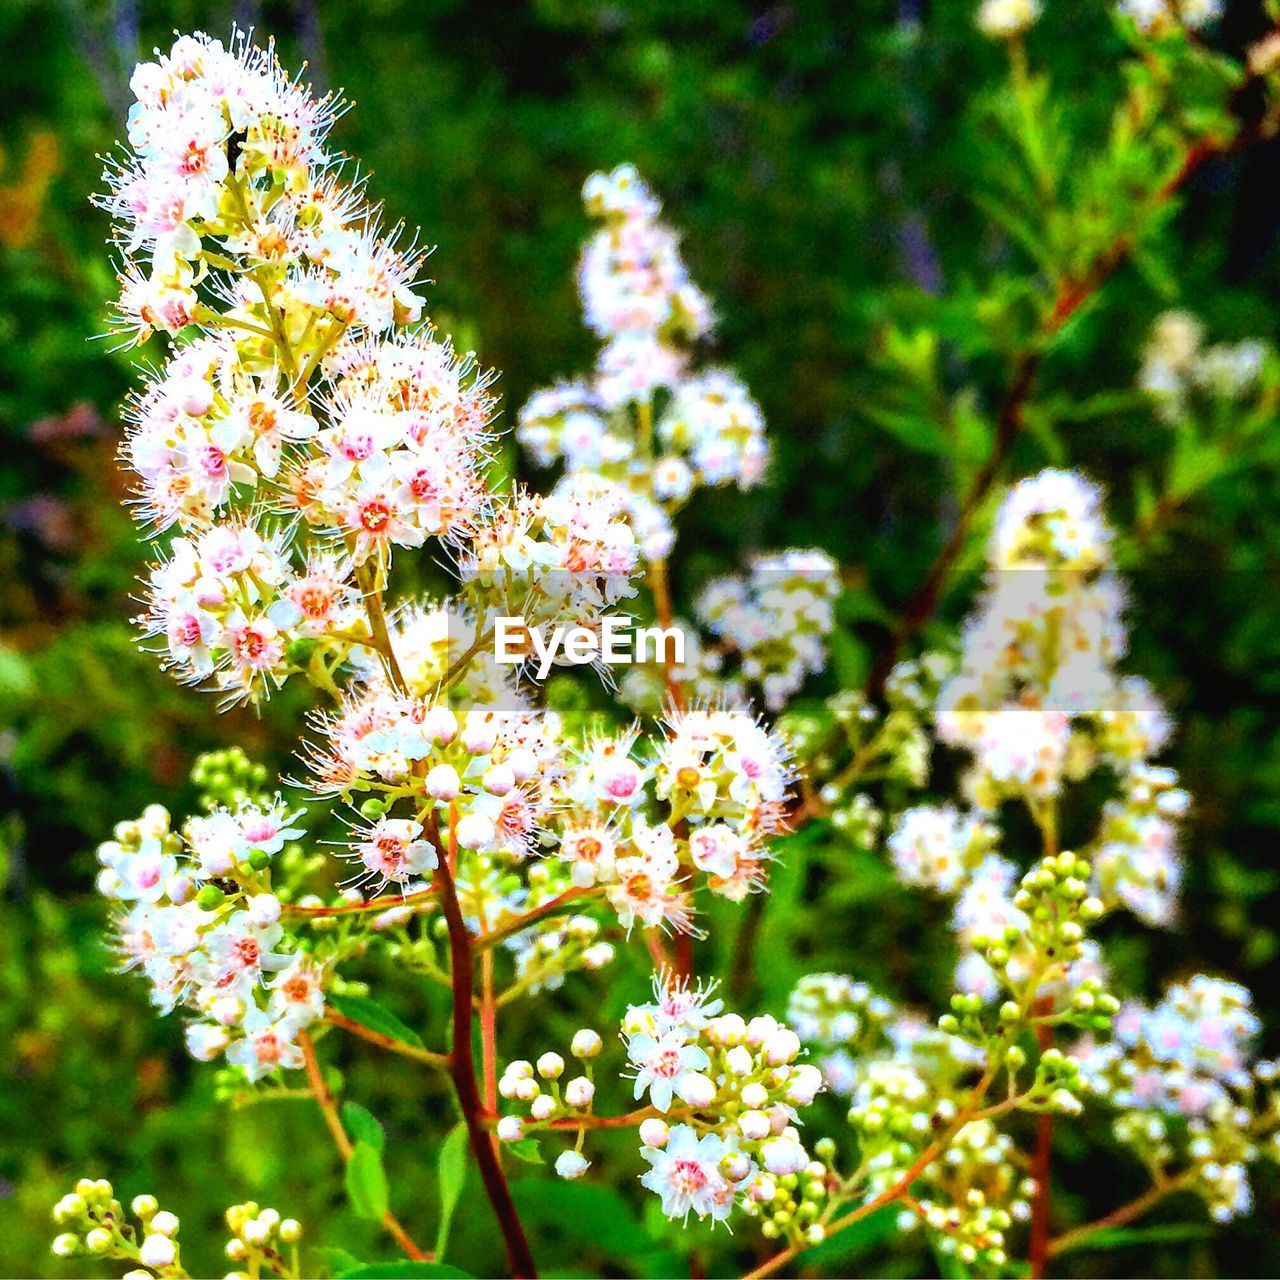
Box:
(285, 887), (438, 918)
(472, 887), (597, 951)
(355, 560), (408, 690)
(739, 1060), (999, 1279)
(297, 1030), (431, 1262)
(324, 1011), (451, 1069)
(436, 806), (538, 1278)
(1047, 1172), (1196, 1258)
(356, 584), (536, 1277)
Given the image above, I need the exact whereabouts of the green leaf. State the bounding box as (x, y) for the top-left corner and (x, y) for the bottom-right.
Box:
(345, 1140), (390, 1222)
(342, 1101), (386, 1153)
(504, 1137), (545, 1164)
(1055, 1222), (1213, 1254)
(338, 1265), (473, 1279)
(316, 1245), (363, 1275)
(435, 1122), (469, 1259)
(510, 1179), (656, 1256)
(329, 992), (425, 1049)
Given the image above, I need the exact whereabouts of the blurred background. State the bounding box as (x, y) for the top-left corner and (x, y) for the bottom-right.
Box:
(4, 0), (1280, 1276)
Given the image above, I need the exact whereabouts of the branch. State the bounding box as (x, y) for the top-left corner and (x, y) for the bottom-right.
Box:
(472, 887), (597, 952)
(739, 1060), (998, 1279)
(864, 120), (1247, 699)
(285, 887), (437, 919)
(324, 1011), (451, 1069)
(1047, 1171), (1196, 1258)
(297, 1030), (431, 1263)
(436, 806), (539, 1278)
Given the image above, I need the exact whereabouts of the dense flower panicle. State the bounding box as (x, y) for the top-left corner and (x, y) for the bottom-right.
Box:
(1090, 765), (1186, 926)
(102, 30), (508, 712)
(579, 164), (712, 347)
(104, 32), (421, 344)
(517, 164), (771, 566)
(695, 549), (840, 711)
(657, 371), (768, 490)
(936, 470), (1177, 811)
(1139, 309), (1269, 424)
(1075, 975), (1278, 1223)
(96, 800), (322, 1079)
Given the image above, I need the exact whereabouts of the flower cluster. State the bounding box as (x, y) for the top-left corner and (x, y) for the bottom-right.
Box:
(1076, 976), (1280, 1221)
(51, 1179), (302, 1279)
(693, 549), (840, 711)
(539, 704), (792, 937)
(516, 165), (768, 563)
(624, 976), (825, 1230)
(1139, 310), (1267, 424)
(96, 799), (325, 1080)
(100, 31), (647, 712)
(1120, 0), (1222, 35)
(495, 1028), (604, 1176)
(936, 471), (1178, 818)
(887, 805), (998, 895)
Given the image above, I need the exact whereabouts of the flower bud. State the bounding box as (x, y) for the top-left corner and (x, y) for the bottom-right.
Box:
(555, 1150), (590, 1180)
(140, 1234), (176, 1269)
(242, 1219), (269, 1246)
(740, 1110), (772, 1140)
(85, 1228), (112, 1255)
(422, 706), (458, 745)
(725, 1045), (754, 1076)
(426, 764), (461, 801)
(536, 1052), (565, 1080)
(247, 893), (282, 926)
(741, 1082), (769, 1110)
(506, 748), (537, 782)
(279, 1219), (302, 1244)
(638, 1118), (670, 1148)
(786, 1064), (824, 1106)
(676, 1073), (717, 1107)
(570, 1029), (602, 1059)
(482, 763), (515, 796)
(764, 1028), (801, 1065)
(564, 1077), (595, 1108)
(530, 1095), (556, 1122)
(496, 1116), (525, 1141)
(51, 1234), (80, 1258)
(455, 813), (494, 850)
(150, 1210), (180, 1237)
(461, 718), (497, 754)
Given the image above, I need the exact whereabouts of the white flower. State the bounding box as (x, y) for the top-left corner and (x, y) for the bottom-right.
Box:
(626, 1031), (711, 1113)
(640, 1125), (735, 1223)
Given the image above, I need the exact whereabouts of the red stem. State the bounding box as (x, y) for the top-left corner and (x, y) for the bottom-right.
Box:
(437, 807), (537, 1278)
(1028, 996), (1056, 1278)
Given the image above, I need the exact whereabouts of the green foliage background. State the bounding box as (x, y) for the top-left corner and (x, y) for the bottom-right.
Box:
(2, 0), (1280, 1276)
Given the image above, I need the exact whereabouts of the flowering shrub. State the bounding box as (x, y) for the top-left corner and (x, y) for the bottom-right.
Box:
(41, 9), (1280, 1280)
